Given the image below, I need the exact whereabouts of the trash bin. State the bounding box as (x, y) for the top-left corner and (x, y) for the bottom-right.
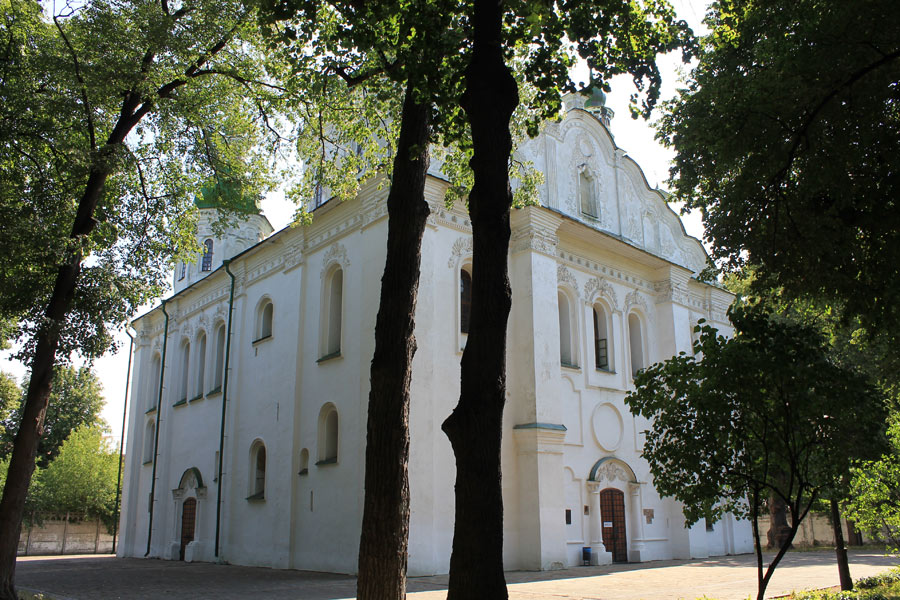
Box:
(582, 546), (591, 566)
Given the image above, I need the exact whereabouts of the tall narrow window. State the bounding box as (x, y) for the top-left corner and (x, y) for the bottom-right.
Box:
(628, 313), (644, 377)
(579, 170), (597, 218)
(313, 184), (324, 208)
(256, 300), (274, 341)
(143, 421), (155, 463)
(195, 333), (206, 398)
(593, 304), (610, 370)
(249, 442), (266, 499)
(317, 404), (339, 464)
(148, 353), (161, 411)
(178, 262), (186, 281)
(558, 291), (574, 367)
(179, 341), (190, 402)
(201, 239), (214, 272)
(460, 267), (472, 334)
(326, 268), (343, 356)
(212, 324), (225, 393)
(298, 448), (309, 475)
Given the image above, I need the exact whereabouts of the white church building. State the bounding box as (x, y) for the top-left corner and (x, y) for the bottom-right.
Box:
(118, 93), (753, 575)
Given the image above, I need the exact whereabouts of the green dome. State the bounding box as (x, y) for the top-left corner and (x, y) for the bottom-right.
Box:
(583, 86), (608, 109)
(195, 175), (261, 214)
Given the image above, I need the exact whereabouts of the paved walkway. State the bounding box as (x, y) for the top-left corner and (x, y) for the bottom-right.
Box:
(16, 550), (898, 600)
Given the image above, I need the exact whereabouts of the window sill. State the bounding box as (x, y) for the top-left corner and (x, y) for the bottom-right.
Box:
(142, 460), (153, 466)
(144, 407), (157, 415)
(316, 351), (342, 363)
(561, 362), (580, 371)
(245, 492), (265, 502)
(172, 399), (187, 408)
(297, 468), (309, 476)
(594, 367), (616, 375)
(315, 457), (338, 466)
(189, 394), (203, 403)
(252, 334), (273, 345)
(207, 386), (222, 396)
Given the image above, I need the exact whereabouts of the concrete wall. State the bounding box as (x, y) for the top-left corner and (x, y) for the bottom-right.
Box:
(18, 516), (114, 556)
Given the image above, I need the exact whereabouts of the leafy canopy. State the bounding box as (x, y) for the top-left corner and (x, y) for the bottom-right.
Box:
(847, 415), (900, 552)
(0, 0), (289, 361)
(1, 367), (105, 467)
(658, 0), (900, 329)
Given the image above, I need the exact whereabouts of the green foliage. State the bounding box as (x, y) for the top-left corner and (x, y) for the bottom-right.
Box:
(857, 568), (900, 590)
(658, 0), (900, 331)
(846, 417), (900, 552)
(626, 303), (887, 528)
(0, 373), (18, 432)
(1, 367), (105, 467)
(27, 426), (120, 530)
(0, 0), (289, 362)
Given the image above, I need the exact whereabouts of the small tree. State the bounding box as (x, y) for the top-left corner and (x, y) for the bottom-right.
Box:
(1, 367), (104, 467)
(846, 414), (900, 552)
(30, 426), (119, 530)
(625, 303), (886, 600)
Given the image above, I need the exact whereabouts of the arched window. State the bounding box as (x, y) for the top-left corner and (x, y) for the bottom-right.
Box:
(558, 291), (575, 367)
(256, 299), (274, 341)
(324, 268), (343, 357)
(298, 448), (309, 476)
(249, 442), (266, 500)
(195, 333), (206, 399)
(628, 313), (645, 377)
(213, 323), (225, 393)
(460, 267), (472, 334)
(317, 404), (339, 464)
(179, 341), (190, 402)
(201, 239), (214, 272)
(148, 353), (161, 411)
(593, 303), (612, 371)
(143, 421), (155, 464)
(579, 169), (597, 218)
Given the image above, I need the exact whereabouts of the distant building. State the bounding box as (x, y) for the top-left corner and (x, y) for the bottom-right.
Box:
(118, 93), (752, 573)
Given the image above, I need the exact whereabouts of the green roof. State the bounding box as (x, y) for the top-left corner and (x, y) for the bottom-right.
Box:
(195, 176), (261, 214)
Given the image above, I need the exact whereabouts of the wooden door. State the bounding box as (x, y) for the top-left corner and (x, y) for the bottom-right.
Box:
(179, 498), (197, 561)
(599, 488), (627, 563)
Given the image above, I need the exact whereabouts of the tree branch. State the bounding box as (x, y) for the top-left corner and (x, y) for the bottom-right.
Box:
(53, 15), (95, 152)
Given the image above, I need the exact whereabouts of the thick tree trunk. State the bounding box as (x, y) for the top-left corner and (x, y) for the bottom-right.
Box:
(356, 81), (432, 600)
(0, 167), (109, 600)
(441, 0), (518, 598)
(830, 498), (853, 591)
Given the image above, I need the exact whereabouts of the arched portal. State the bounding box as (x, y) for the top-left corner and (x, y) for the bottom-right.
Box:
(586, 457), (644, 564)
(180, 498), (197, 561)
(599, 488), (627, 562)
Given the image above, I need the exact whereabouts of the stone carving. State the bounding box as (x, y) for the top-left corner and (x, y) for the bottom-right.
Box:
(624, 290), (650, 317)
(321, 242), (350, 277)
(557, 265), (579, 295)
(510, 228), (558, 256)
(583, 277), (619, 310)
(654, 280), (690, 306)
(447, 236), (474, 268)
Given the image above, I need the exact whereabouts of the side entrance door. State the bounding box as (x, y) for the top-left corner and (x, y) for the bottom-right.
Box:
(179, 498), (197, 561)
(599, 488), (627, 563)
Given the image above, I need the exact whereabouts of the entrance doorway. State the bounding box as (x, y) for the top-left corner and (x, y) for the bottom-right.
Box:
(179, 498), (196, 561)
(599, 488), (627, 562)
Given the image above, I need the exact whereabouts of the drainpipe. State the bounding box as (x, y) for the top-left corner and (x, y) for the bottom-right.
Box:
(215, 260), (236, 558)
(112, 325), (136, 554)
(146, 300), (169, 557)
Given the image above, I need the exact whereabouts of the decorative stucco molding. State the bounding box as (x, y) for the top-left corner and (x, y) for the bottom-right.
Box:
(447, 236), (474, 269)
(583, 277), (619, 310)
(321, 242), (350, 277)
(557, 265), (579, 296)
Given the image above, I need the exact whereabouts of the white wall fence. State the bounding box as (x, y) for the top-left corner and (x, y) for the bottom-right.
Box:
(17, 514), (114, 556)
(757, 514), (867, 548)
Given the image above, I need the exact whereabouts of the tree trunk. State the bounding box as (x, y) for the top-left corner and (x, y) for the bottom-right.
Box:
(0, 167), (110, 600)
(356, 80), (432, 600)
(441, 0), (518, 598)
(830, 498), (853, 591)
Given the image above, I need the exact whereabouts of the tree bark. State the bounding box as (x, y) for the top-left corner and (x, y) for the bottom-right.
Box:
(830, 498), (853, 591)
(767, 492), (792, 550)
(356, 80), (432, 600)
(0, 165), (111, 600)
(441, 0), (518, 598)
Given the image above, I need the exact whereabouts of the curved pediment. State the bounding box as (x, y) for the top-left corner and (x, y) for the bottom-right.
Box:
(516, 106), (708, 275)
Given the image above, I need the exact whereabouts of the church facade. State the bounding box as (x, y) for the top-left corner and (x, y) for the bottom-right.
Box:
(118, 95), (753, 575)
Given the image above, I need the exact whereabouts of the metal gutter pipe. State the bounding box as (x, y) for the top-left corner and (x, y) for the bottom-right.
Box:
(145, 300), (169, 557)
(214, 260), (236, 558)
(112, 325), (135, 554)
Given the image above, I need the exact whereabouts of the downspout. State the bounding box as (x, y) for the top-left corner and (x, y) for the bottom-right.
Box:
(146, 300), (169, 557)
(112, 325), (135, 554)
(215, 259), (236, 559)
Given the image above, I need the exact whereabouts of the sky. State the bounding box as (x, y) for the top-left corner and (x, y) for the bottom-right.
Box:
(0, 0), (711, 449)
